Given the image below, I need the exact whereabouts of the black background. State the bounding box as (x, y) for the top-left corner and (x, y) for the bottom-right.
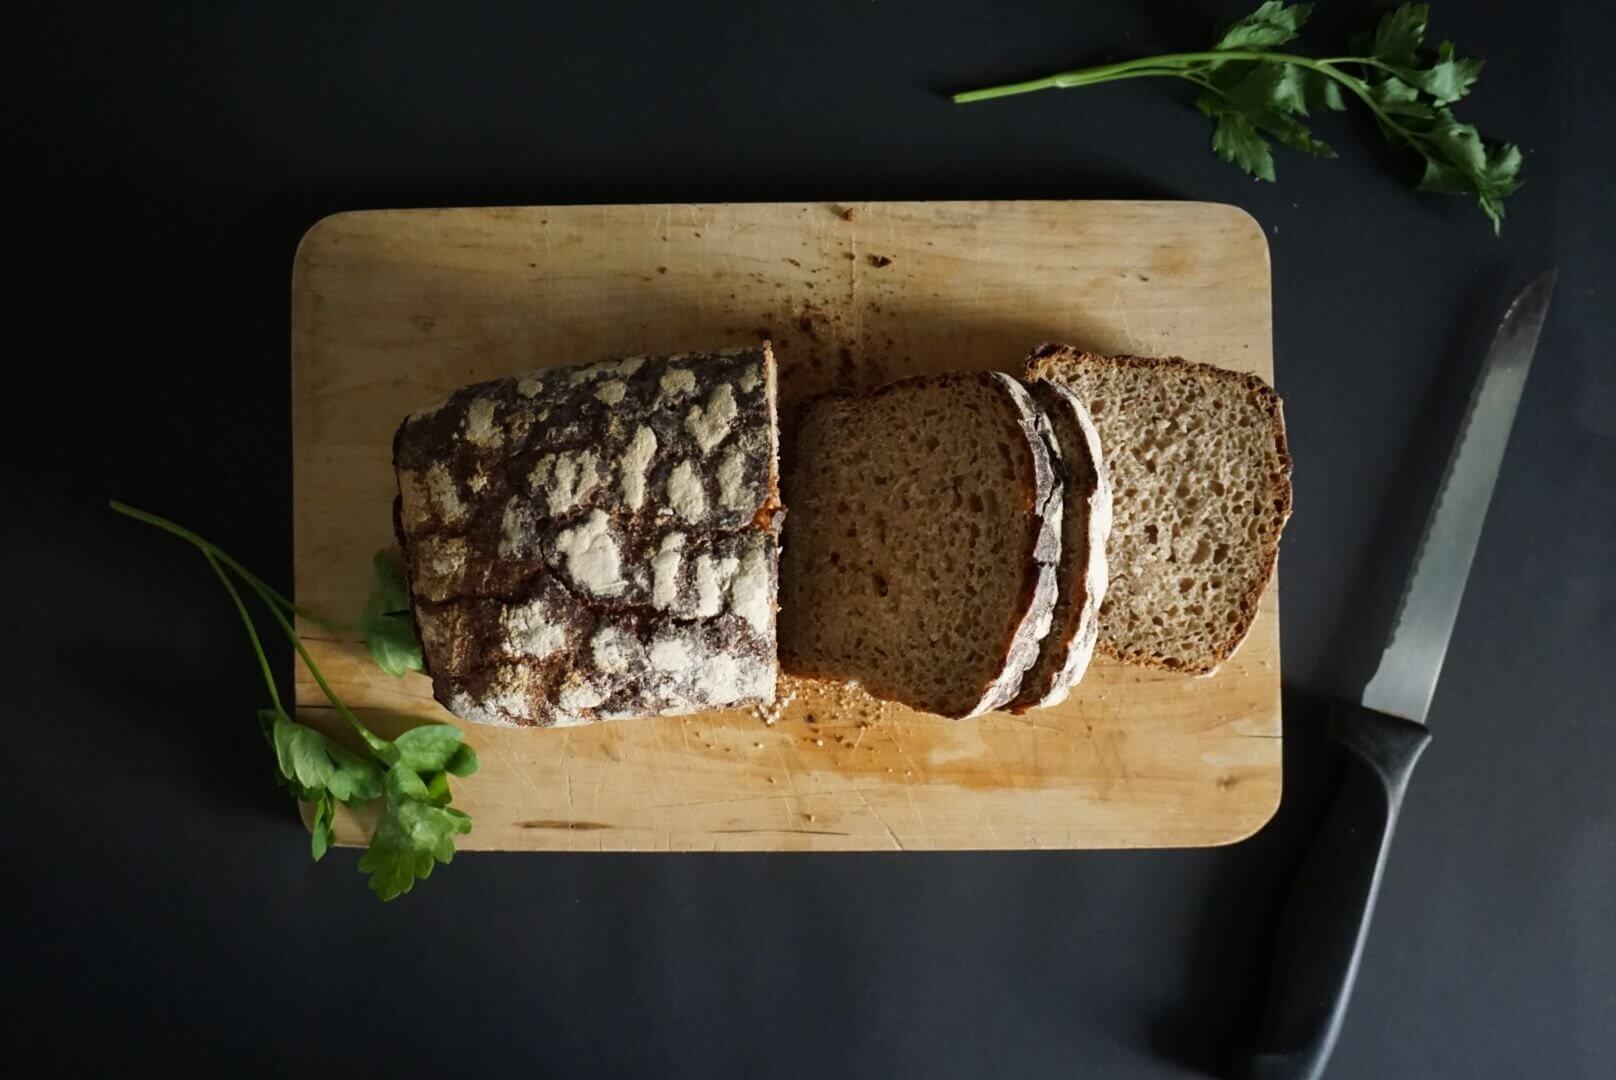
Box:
(10, 3), (1614, 1077)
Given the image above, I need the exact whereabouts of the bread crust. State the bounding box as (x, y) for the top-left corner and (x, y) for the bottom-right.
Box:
(393, 345), (782, 727)
(1025, 345), (1292, 675)
(1009, 378), (1112, 709)
(974, 373), (1063, 716)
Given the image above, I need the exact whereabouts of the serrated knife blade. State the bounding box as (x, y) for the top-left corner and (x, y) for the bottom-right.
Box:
(1244, 271), (1558, 1080)
(1359, 270), (1557, 725)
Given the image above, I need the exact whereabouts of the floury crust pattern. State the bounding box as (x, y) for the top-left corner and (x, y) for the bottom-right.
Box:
(393, 346), (783, 727)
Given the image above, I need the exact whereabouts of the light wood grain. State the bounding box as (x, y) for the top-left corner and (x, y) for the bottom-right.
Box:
(291, 200), (1281, 851)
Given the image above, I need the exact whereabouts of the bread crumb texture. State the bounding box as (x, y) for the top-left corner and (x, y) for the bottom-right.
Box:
(393, 345), (783, 726)
(1028, 347), (1291, 674)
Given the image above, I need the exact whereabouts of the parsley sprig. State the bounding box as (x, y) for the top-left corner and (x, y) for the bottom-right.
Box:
(953, 3), (1521, 232)
(111, 500), (476, 900)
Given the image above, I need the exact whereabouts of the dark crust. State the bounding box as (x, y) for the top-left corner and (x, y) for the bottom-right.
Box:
(973, 373), (1062, 715)
(1026, 346), (1293, 675)
(779, 370), (1055, 718)
(1008, 378), (1110, 710)
(392, 346), (782, 725)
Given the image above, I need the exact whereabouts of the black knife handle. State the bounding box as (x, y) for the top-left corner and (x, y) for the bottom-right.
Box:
(1238, 703), (1433, 1080)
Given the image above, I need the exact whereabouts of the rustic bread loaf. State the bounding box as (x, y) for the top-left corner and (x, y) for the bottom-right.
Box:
(393, 345), (783, 727)
(778, 372), (1062, 718)
(1008, 379), (1112, 710)
(1026, 346), (1292, 675)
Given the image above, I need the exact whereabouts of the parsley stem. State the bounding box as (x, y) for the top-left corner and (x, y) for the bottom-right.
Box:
(951, 48), (1422, 156)
(1314, 56), (1397, 71)
(244, 580), (394, 759)
(108, 500), (349, 633)
(954, 49), (1366, 102)
(201, 548), (285, 717)
(951, 66), (1187, 101)
(111, 498), (391, 756)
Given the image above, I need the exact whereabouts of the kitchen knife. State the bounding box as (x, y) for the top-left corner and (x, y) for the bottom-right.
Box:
(1241, 271), (1558, 1080)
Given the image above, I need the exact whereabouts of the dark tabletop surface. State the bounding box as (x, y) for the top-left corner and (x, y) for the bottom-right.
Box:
(10, 2), (1614, 1076)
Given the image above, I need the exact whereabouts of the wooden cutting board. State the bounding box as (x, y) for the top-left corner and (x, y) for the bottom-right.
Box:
(292, 200), (1281, 851)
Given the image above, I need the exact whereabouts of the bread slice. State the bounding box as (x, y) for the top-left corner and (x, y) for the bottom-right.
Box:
(1026, 346), (1292, 675)
(1008, 380), (1112, 710)
(778, 372), (1061, 718)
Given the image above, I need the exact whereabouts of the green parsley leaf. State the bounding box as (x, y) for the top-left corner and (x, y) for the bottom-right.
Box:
(1214, 1), (1312, 51)
(1368, 76), (1437, 119)
(358, 765), (473, 901)
(394, 723), (471, 773)
(1207, 107), (1276, 181)
(1300, 69), (1346, 112)
(365, 616), (421, 678)
(1372, 3), (1429, 66)
(271, 713), (384, 804)
(423, 769), (453, 806)
(387, 761), (432, 800)
(310, 792), (334, 861)
(1419, 114), (1488, 177)
(446, 742), (480, 777)
(1209, 63), (1336, 160)
(1390, 40), (1483, 105)
(1225, 62), (1309, 116)
(1198, 67), (1334, 180)
(1250, 110), (1335, 158)
(361, 550), (423, 678)
(368, 548), (411, 611)
(323, 741), (385, 802)
(1414, 118), (1522, 233)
